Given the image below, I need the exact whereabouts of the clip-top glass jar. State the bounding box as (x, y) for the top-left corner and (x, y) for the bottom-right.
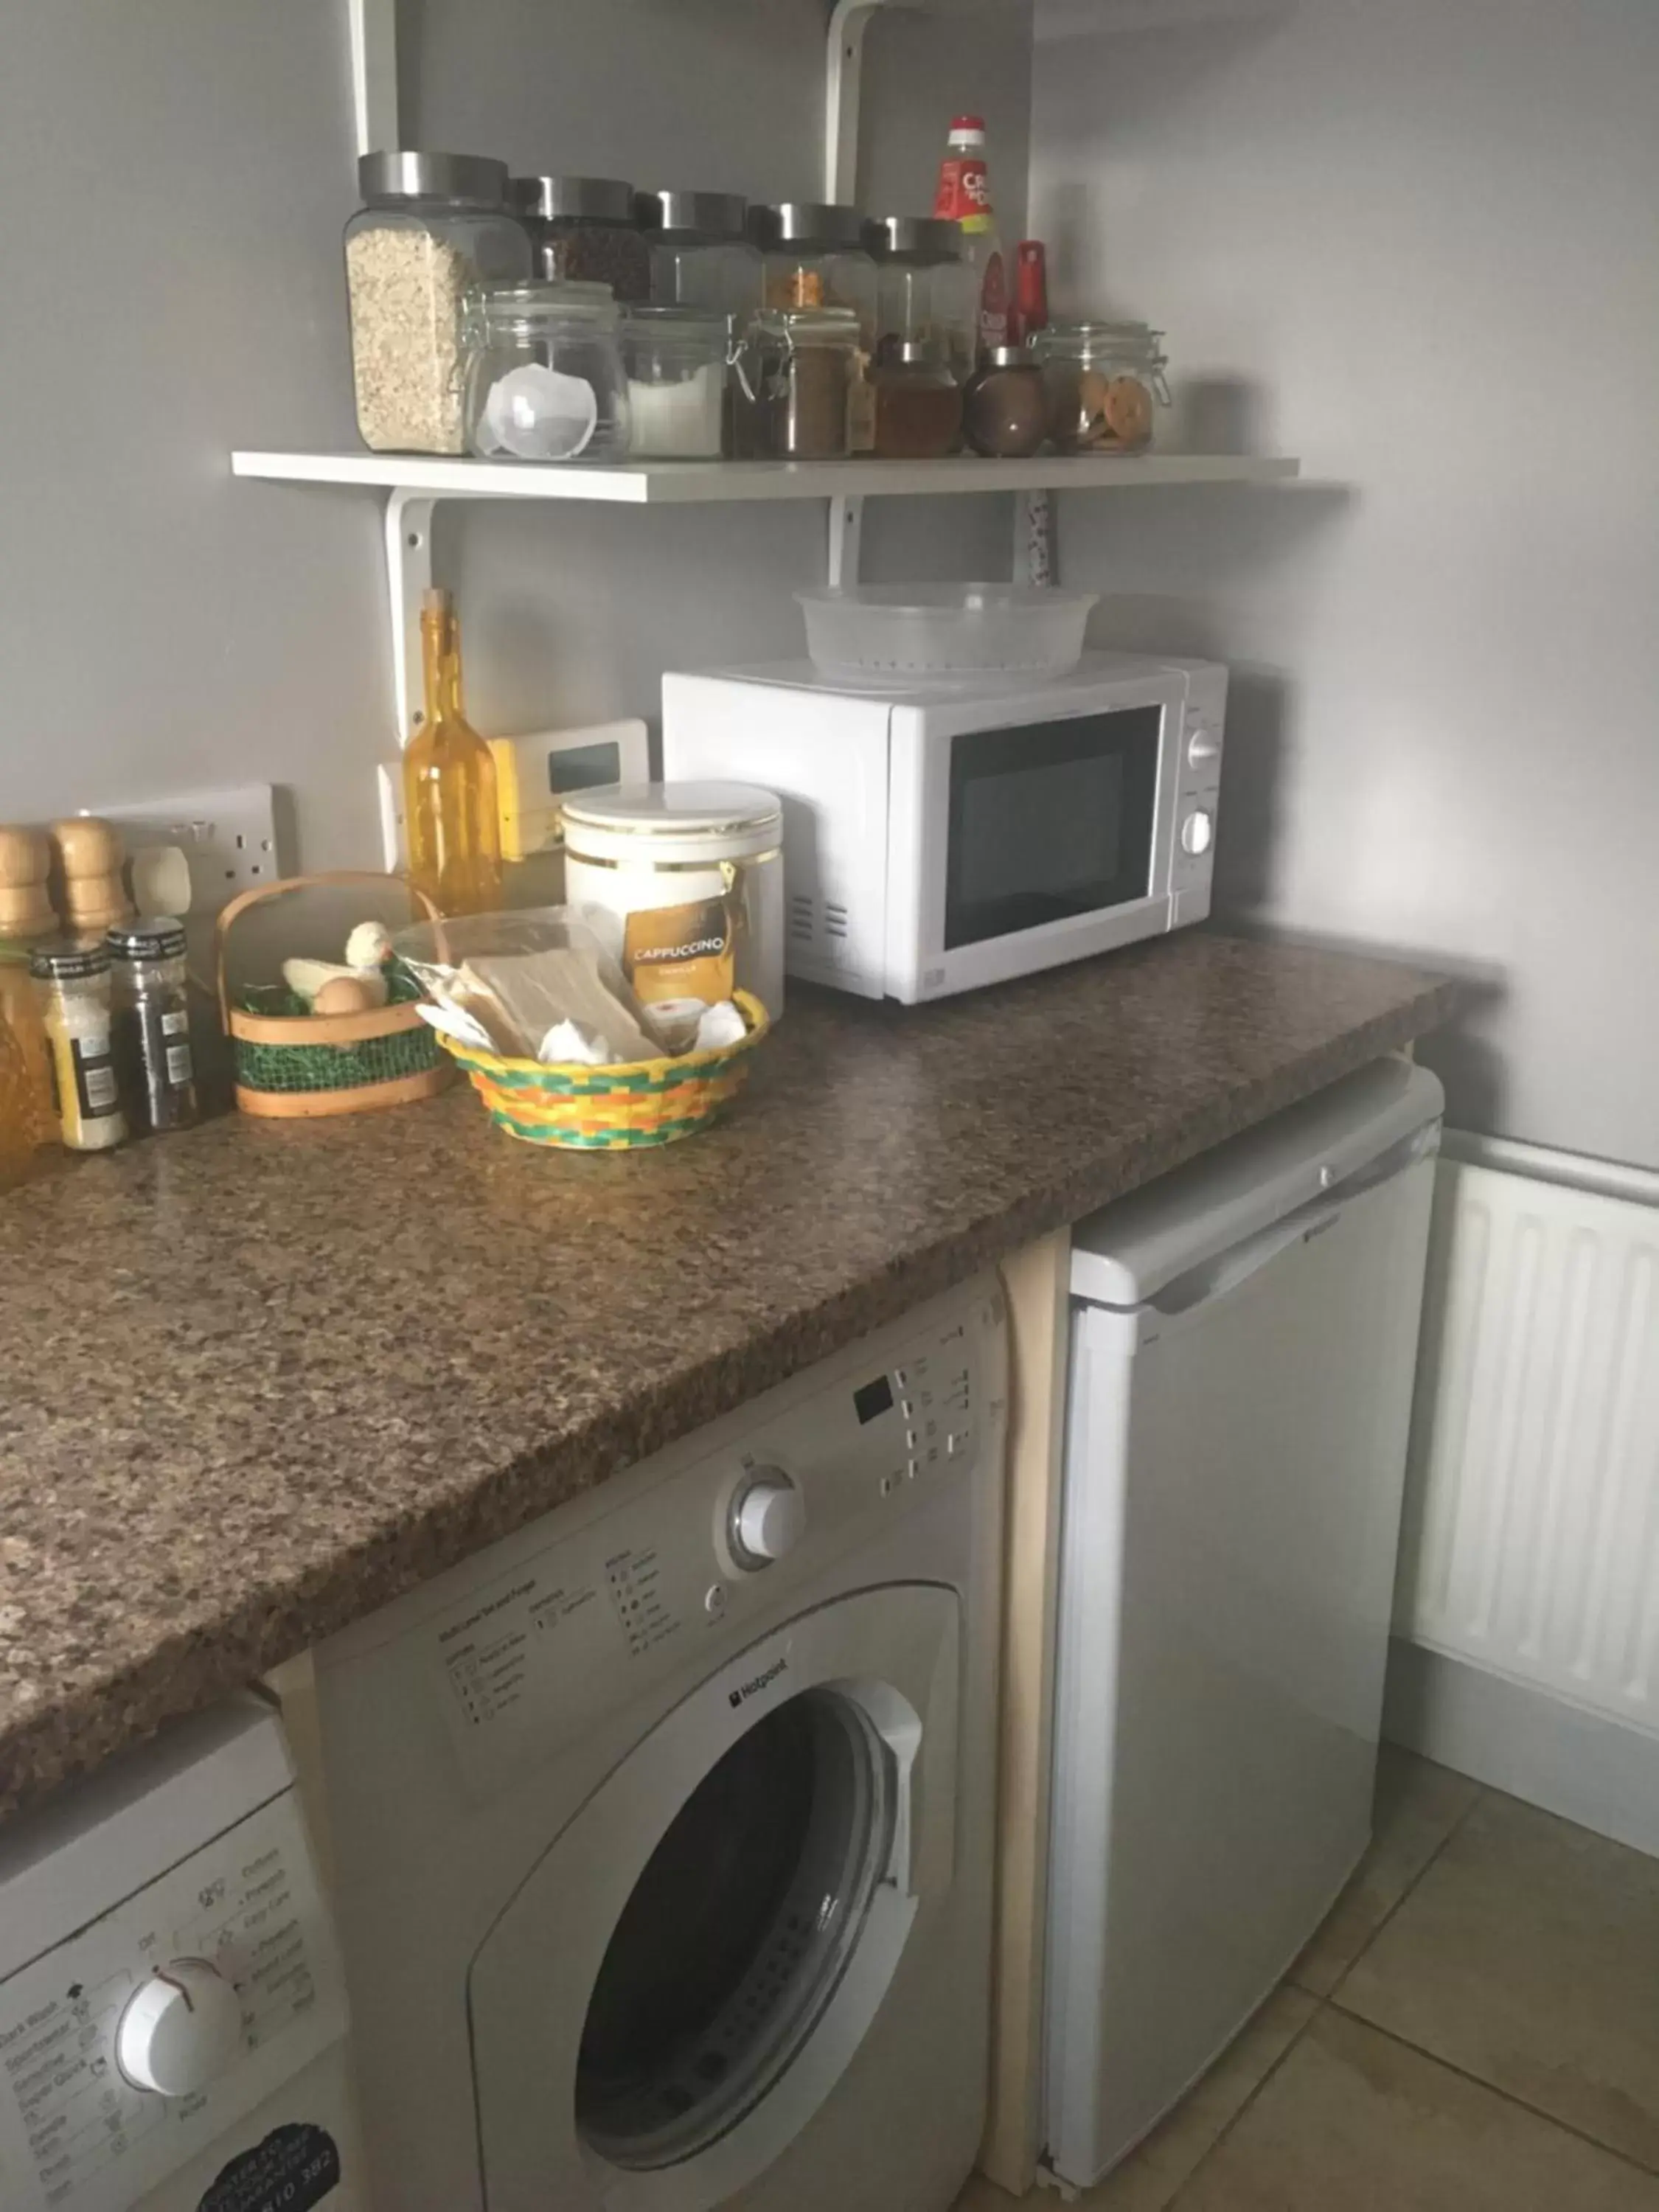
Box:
(636, 189), (764, 320)
(1039, 321), (1170, 454)
(344, 152), (531, 454)
(462, 281), (630, 462)
(510, 175), (651, 304)
(108, 917), (198, 1133)
(751, 204), (877, 452)
(866, 215), (978, 383)
(731, 307), (860, 460)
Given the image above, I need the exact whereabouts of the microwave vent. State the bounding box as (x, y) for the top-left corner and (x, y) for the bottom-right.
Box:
(789, 893), (815, 945)
(824, 902), (849, 940)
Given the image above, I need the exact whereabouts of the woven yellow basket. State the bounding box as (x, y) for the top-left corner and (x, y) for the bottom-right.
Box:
(437, 990), (770, 1150)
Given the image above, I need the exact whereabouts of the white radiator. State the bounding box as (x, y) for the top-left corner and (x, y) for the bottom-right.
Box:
(1396, 1135), (1659, 1744)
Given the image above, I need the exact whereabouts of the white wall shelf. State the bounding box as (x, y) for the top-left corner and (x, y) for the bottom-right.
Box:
(232, 448), (1300, 745)
(231, 450), (1299, 504)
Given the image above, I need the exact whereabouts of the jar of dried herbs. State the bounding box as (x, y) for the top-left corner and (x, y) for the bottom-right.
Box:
(344, 153), (530, 455)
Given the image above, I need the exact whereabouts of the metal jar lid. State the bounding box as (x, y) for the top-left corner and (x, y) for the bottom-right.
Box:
(864, 215), (961, 261)
(29, 938), (111, 983)
(748, 201), (868, 251)
(105, 917), (188, 963)
(358, 151), (509, 207)
(633, 189), (750, 240)
(511, 175), (637, 224)
(561, 782), (782, 853)
(982, 344), (1040, 370)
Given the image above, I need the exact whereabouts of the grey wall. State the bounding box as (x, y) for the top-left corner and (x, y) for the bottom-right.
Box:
(1029, 0), (1659, 1170)
(0, 0), (1031, 863)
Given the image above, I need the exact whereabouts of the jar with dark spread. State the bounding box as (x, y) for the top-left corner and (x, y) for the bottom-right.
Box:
(509, 175), (651, 304)
(107, 917), (198, 1133)
(871, 344), (963, 459)
(730, 307), (859, 460)
(962, 345), (1049, 457)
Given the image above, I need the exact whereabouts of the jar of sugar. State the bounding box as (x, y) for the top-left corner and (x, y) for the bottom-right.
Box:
(619, 307), (730, 459)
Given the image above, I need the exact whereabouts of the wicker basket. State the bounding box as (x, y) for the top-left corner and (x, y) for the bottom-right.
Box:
(438, 990), (769, 1150)
(218, 871), (451, 1119)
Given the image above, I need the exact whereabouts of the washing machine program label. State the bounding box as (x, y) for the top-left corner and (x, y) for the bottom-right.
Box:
(0, 1795), (346, 2212)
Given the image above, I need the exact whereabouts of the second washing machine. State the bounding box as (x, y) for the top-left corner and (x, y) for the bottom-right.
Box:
(315, 1274), (1007, 2212)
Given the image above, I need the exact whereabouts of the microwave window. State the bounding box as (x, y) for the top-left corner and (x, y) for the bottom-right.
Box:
(945, 708), (1161, 950)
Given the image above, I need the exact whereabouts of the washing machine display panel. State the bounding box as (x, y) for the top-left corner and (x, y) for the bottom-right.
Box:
(0, 1790), (347, 2212)
(422, 1312), (988, 1803)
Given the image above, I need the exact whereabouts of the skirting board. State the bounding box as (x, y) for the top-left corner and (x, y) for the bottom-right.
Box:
(1384, 1635), (1659, 1861)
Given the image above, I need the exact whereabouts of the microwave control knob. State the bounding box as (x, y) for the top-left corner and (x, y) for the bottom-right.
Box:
(1181, 809), (1214, 857)
(116, 1959), (243, 2097)
(1186, 729), (1221, 767)
(730, 1472), (804, 1569)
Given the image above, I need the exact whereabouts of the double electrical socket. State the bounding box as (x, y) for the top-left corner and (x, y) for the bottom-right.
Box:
(88, 783), (286, 919)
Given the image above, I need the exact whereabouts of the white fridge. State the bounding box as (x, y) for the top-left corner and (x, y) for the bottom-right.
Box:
(1044, 1056), (1444, 2192)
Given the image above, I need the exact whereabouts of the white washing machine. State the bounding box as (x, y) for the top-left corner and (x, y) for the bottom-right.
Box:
(0, 1694), (366, 2212)
(314, 1273), (1007, 2212)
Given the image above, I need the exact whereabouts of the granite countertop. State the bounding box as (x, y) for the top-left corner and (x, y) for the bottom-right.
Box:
(0, 933), (1458, 1820)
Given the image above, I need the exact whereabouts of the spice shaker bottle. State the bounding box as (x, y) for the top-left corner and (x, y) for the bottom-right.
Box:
(31, 940), (127, 1152)
(108, 918), (199, 1133)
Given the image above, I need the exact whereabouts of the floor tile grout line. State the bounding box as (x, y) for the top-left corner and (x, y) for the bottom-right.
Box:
(1322, 2003), (1659, 2183)
(1161, 1994), (1326, 2212)
(1314, 1774), (1489, 2006)
(1166, 1773), (1493, 2210)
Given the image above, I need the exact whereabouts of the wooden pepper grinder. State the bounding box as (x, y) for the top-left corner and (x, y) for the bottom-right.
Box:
(51, 816), (133, 938)
(0, 824), (58, 942)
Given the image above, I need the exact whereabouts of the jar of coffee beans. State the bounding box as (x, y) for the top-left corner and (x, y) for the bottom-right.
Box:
(510, 176), (651, 304)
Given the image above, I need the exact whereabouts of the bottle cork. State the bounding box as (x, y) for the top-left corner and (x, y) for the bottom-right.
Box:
(51, 816), (133, 936)
(0, 824), (58, 942)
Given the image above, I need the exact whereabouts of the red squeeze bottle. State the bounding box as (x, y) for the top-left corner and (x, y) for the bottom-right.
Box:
(934, 114), (1008, 354)
(1009, 240), (1049, 349)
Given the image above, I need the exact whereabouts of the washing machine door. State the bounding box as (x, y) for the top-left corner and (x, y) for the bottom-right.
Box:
(467, 1584), (959, 2212)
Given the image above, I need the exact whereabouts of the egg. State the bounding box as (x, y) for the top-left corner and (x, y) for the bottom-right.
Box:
(313, 973), (387, 1017)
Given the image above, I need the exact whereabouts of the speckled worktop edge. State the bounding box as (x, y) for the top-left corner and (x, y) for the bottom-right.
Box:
(0, 933), (1460, 1823)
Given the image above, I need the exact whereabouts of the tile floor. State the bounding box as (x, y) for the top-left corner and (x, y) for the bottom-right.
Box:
(957, 1747), (1659, 2210)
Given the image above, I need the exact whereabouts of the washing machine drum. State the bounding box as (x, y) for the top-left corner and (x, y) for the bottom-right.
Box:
(467, 1586), (959, 2210)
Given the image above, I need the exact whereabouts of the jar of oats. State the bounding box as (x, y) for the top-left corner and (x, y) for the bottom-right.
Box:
(344, 152), (531, 454)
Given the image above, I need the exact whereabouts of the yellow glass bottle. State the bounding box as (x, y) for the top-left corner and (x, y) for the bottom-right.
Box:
(403, 588), (502, 916)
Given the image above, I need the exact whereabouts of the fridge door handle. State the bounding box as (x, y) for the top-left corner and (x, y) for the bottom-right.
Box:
(1148, 1200), (1344, 1320)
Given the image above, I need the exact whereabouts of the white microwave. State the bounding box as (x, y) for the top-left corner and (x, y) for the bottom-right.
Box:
(661, 653), (1227, 1004)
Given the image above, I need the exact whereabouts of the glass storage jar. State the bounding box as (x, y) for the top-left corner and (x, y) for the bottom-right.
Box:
(636, 189), (764, 320)
(871, 344), (963, 459)
(730, 307), (860, 460)
(963, 346), (1049, 456)
(750, 203), (877, 452)
(462, 281), (630, 462)
(510, 176), (651, 303)
(866, 215), (978, 383)
(344, 152), (530, 454)
(1039, 321), (1169, 453)
(619, 307), (728, 458)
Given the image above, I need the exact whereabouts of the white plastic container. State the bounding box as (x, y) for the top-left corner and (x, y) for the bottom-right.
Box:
(796, 582), (1098, 682)
(561, 782), (786, 1021)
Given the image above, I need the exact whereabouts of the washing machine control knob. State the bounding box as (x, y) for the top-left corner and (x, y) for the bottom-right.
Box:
(116, 1959), (243, 2097)
(730, 1472), (804, 1569)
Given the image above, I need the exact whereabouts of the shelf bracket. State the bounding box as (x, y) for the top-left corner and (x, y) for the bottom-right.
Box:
(347, 0), (398, 160)
(828, 495), (865, 591)
(826, 0), (920, 202)
(384, 487), (434, 745)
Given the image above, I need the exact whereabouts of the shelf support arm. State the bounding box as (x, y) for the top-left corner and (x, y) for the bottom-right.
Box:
(384, 488), (434, 746)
